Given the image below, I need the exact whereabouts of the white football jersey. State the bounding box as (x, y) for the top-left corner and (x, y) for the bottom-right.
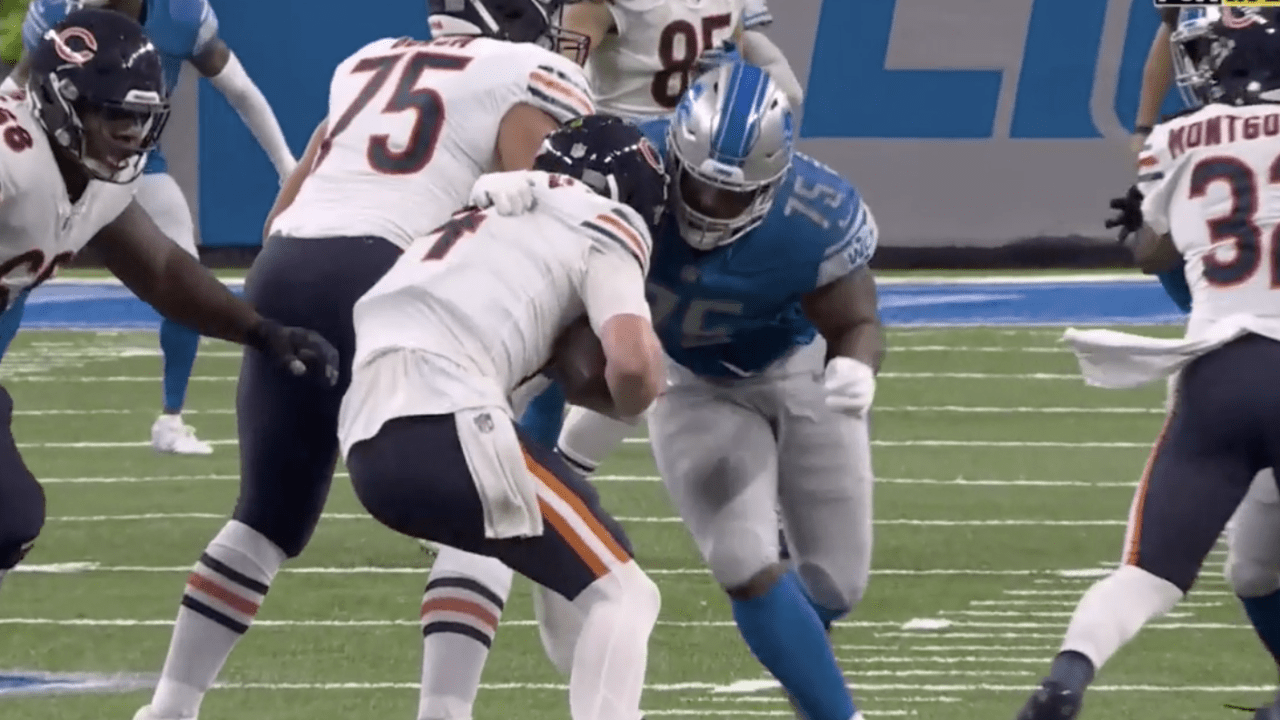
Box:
(270, 35), (595, 249)
(1140, 103), (1280, 334)
(0, 90), (135, 311)
(338, 174), (653, 456)
(588, 0), (744, 120)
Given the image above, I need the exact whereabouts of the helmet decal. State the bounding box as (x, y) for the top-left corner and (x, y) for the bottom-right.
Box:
(49, 26), (97, 66)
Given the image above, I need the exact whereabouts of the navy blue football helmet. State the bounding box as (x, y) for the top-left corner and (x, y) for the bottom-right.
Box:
(427, 0), (588, 63)
(533, 114), (669, 236)
(1173, 8), (1280, 106)
(27, 8), (168, 183)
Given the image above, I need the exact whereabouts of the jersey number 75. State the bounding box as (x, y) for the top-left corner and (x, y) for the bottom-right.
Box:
(315, 50), (472, 175)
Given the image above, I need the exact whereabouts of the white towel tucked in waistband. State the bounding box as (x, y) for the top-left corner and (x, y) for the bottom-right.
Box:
(453, 407), (544, 539)
(1062, 313), (1280, 389)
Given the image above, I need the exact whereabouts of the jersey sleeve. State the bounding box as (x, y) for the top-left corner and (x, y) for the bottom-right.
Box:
(814, 198), (878, 287)
(744, 0), (774, 29)
(520, 49), (596, 123)
(582, 240), (653, 333)
(1137, 123), (1181, 237)
(578, 202), (653, 275)
(155, 0), (220, 60)
(21, 0), (67, 53)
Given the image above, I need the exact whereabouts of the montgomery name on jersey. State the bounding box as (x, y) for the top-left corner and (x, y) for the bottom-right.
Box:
(1137, 101), (1280, 336)
(638, 119), (877, 377)
(0, 90), (136, 309)
(270, 35), (594, 250)
(23, 0), (218, 174)
(588, 0), (744, 118)
(338, 174), (653, 455)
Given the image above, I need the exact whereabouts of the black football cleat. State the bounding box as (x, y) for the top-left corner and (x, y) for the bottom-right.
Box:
(1016, 679), (1082, 720)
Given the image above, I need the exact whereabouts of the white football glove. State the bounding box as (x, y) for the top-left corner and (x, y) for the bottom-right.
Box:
(469, 170), (546, 216)
(822, 356), (876, 416)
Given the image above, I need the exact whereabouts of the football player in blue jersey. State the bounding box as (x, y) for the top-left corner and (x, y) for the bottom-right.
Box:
(4, 0), (296, 454)
(459, 61), (882, 720)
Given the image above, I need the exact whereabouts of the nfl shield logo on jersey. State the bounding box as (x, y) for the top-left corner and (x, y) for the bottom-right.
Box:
(474, 412), (495, 434)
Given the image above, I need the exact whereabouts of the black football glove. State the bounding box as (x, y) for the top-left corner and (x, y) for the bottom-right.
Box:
(1105, 185), (1145, 244)
(247, 318), (340, 386)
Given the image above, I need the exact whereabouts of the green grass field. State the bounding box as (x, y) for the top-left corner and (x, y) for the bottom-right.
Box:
(0, 325), (1270, 720)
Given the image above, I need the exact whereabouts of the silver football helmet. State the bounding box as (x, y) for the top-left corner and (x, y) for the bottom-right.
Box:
(666, 62), (795, 250)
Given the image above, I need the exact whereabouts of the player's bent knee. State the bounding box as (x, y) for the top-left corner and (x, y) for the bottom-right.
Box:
(725, 561), (788, 601)
(707, 523), (778, 594)
(1225, 555), (1280, 598)
(796, 560), (866, 616)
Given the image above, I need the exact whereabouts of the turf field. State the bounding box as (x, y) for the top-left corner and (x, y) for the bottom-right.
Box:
(0, 276), (1273, 720)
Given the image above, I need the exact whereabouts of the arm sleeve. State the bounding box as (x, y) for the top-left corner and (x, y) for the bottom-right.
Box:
(576, 203), (653, 274)
(207, 52), (297, 178)
(815, 199), (879, 288)
(521, 49), (596, 123)
(582, 243), (652, 335)
(1137, 125), (1180, 236)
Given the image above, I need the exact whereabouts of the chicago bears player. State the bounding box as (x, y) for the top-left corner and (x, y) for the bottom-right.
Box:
(1023, 10), (1280, 719)
(558, 0), (802, 122)
(341, 115), (666, 720)
(129, 2), (599, 719)
(6, 0), (296, 454)
(0, 9), (335, 603)
(466, 62), (881, 720)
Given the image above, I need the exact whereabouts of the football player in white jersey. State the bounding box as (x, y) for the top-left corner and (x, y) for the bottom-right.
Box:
(8, 0), (297, 455)
(130, 2), (599, 719)
(341, 114), (667, 720)
(0, 8), (336, 610)
(1021, 9), (1280, 720)
(558, 0), (802, 121)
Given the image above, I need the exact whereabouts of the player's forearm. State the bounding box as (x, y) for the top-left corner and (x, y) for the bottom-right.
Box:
(828, 321), (885, 375)
(210, 53), (296, 178)
(601, 322), (665, 417)
(740, 31), (803, 121)
(109, 244), (262, 346)
(1136, 26), (1175, 132)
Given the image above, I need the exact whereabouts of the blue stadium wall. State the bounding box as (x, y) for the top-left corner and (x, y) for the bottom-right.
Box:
(185, 0), (1177, 267)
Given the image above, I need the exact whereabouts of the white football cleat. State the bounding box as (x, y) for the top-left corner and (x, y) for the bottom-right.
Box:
(151, 414), (213, 455)
(132, 705), (194, 720)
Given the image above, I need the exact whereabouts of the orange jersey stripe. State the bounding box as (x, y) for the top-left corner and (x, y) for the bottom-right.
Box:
(537, 496), (607, 578)
(529, 71), (594, 117)
(420, 597), (500, 630)
(1138, 155), (1158, 169)
(595, 213), (648, 265)
(537, 466), (631, 565)
(1123, 410), (1177, 566)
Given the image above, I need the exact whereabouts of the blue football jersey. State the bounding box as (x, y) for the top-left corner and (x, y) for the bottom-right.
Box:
(638, 119), (878, 378)
(23, 0), (220, 174)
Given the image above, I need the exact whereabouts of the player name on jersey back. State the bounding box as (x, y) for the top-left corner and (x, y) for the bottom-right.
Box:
(1162, 109), (1280, 158)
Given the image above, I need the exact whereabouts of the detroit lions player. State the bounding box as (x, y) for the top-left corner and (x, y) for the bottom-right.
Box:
(0, 8), (335, 604)
(464, 62), (882, 720)
(6, 0), (296, 455)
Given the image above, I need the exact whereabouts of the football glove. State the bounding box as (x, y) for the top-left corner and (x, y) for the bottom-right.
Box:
(247, 318), (340, 386)
(822, 356), (876, 416)
(469, 170), (545, 216)
(1105, 185), (1144, 244)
